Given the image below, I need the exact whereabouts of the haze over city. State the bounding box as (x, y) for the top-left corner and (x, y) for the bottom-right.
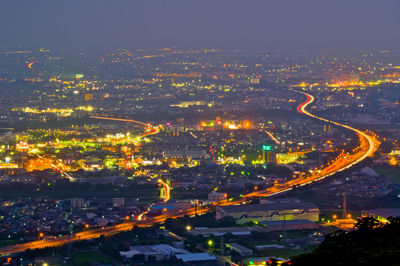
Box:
(1, 0), (400, 49)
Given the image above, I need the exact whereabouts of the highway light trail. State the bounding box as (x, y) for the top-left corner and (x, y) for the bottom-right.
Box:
(189, 131), (198, 139)
(137, 211), (148, 221)
(91, 116), (160, 169)
(26, 60), (38, 69)
(90, 116), (160, 137)
(34, 154), (76, 182)
(265, 131), (280, 144)
(295, 90), (377, 171)
(244, 90), (379, 197)
(158, 179), (171, 202)
(209, 146), (218, 163)
(90, 116), (148, 127)
(0, 92), (378, 257)
(296, 94), (311, 114)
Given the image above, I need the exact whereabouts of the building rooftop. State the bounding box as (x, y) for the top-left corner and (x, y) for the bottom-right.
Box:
(261, 197), (301, 204)
(261, 219), (315, 226)
(226, 242), (253, 252)
(189, 226), (265, 236)
(175, 252), (216, 262)
(218, 202), (319, 213)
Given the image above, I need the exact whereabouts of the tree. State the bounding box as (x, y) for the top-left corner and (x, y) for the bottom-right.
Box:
(353, 216), (383, 231)
(290, 216), (400, 266)
(217, 216), (236, 227)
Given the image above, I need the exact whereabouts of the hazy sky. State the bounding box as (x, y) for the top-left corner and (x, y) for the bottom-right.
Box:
(1, 0), (399, 49)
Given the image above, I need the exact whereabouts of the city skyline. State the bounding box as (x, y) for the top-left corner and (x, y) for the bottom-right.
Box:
(0, 1), (399, 265)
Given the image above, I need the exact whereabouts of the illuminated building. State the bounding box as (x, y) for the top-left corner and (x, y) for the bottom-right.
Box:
(262, 145), (276, 164)
(113, 198), (125, 207)
(163, 150), (208, 165)
(82, 161), (104, 171)
(362, 208), (400, 223)
(250, 77), (260, 84)
(208, 191), (227, 202)
(0, 132), (18, 142)
(84, 93), (94, 101)
(170, 101), (207, 108)
(26, 158), (53, 172)
(276, 152), (305, 164)
(70, 198), (85, 209)
(0, 163), (19, 169)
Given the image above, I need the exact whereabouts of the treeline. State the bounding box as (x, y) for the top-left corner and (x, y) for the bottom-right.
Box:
(290, 216), (400, 266)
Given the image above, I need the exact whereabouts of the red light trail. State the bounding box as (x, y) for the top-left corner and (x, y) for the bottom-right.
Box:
(296, 94), (311, 113)
(26, 60), (38, 69)
(0, 93), (379, 257)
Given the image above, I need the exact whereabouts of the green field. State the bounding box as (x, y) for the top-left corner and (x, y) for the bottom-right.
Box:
(0, 239), (18, 247)
(260, 248), (306, 259)
(72, 252), (111, 265)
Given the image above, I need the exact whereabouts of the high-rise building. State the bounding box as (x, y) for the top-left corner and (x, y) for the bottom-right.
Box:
(262, 145), (276, 164)
(84, 93), (94, 101)
(113, 198), (125, 207)
(71, 198), (85, 209)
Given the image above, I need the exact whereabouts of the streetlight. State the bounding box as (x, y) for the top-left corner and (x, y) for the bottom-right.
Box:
(186, 225), (192, 231)
(207, 239), (214, 247)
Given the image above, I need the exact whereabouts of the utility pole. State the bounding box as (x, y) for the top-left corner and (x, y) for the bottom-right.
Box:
(67, 223), (73, 258)
(220, 236), (224, 258)
(195, 189), (198, 216)
(283, 212), (287, 240)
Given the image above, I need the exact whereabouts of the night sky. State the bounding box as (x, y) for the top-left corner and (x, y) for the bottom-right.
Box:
(1, 0), (399, 49)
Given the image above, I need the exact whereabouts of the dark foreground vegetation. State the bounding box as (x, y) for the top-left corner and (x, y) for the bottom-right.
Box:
(290, 217), (400, 266)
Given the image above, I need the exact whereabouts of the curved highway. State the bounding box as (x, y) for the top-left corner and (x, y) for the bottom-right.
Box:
(296, 90), (376, 169)
(0, 91), (379, 257)
(243, 90), (378, 196)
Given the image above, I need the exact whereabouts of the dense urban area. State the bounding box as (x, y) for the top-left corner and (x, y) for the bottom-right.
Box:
(0, 46), (399, 265)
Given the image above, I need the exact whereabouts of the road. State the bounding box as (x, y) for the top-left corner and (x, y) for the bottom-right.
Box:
(90, 116), (149, 127)
(91, 115), (160, 169)
(246, 90), (379, 197)
(158, 179), (171, 202)
(26, 60), (38, 69)
(33, 154), (76, 182)
(265, 130), (280, 145)
(0, 91), (379, 257)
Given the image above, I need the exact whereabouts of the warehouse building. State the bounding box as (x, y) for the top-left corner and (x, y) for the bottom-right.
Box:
(216, 201), (319, 224)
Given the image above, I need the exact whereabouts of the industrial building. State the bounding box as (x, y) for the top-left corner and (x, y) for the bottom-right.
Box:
(362, 208), (400, 222)
(225, 243), (253, 256)
(216, 201), (319, 224)
(119, 244), (189, 261)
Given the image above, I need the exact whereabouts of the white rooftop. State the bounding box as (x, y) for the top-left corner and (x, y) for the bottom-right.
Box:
(175, 252), (216, 262)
